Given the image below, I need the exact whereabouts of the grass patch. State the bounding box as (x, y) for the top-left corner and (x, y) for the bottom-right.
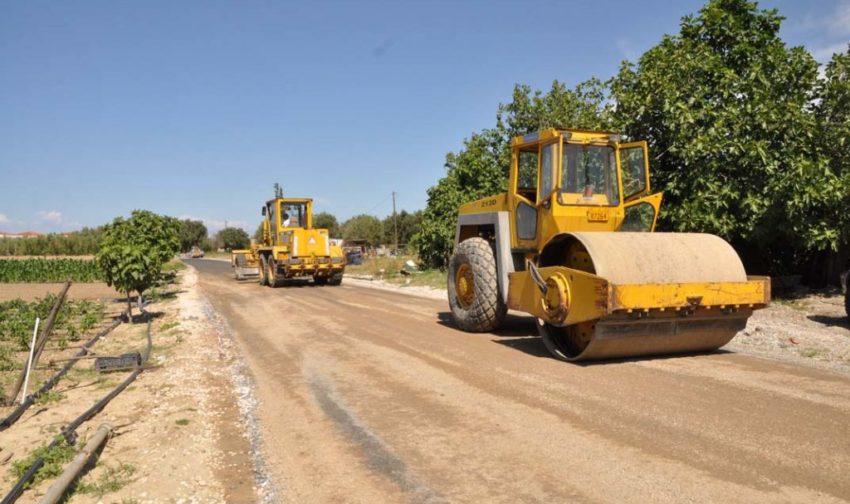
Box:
(76, 462), (136, 497)
(801, 348), (828, 359)
(175, 418), (190, 426)
(162, 259), (186, 272)
(160, 321), (180, 332)
(772, 297), (809, 311)
(12, 439), (76, 488)
(346, 256), (446, 289)
(35, 389), (64, 405)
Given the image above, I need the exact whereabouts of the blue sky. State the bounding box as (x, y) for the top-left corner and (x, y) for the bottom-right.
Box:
(1, 0), (848, 234)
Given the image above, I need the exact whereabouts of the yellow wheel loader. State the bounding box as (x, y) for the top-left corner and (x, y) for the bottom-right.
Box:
(231, 197), (345, 287)
(448, 128), (770, 361)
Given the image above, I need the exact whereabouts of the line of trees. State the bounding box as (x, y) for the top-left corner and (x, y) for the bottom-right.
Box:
(414, 0), (850, 285)
(0, 228), (103, 256)
(251, 209), (422, 250)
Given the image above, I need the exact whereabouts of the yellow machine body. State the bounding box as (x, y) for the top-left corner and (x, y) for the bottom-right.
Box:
(451, 128), (770, 361)
(232, 197), (345, 286)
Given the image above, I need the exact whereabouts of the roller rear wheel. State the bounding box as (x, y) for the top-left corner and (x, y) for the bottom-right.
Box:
(447, 237), (506, 332)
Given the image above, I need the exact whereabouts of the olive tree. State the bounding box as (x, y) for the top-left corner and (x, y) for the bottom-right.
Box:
(96, 210), (180, 320)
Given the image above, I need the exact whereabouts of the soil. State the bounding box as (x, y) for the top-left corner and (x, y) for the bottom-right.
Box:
(188, 258), (850, 503)
(0, 269), (258, 502)
(0, 283), (122, 302)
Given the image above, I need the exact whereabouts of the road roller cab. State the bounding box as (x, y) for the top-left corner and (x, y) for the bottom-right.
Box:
(449, 128), (771, 361)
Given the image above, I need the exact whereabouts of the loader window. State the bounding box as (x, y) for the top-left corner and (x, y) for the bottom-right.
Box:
(281, 203), (307, 228)
(561, 144), (619, 206)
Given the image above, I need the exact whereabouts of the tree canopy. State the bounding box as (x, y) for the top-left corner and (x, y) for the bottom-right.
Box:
(178, 219), (207, 253)
(342, 214), (383, 246)
(314, 212), (341, 237)
(96, 210), (180, 319)
(216, 227), (250, 251)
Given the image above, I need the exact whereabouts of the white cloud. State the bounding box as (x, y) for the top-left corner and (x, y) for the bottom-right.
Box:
(37, 210), (63, 223)
(0, 214), (9, 225)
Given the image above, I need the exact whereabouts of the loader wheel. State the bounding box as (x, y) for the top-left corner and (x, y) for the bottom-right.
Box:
(268, 258), (284, 288)
(314, 276), (328, 286)
(448, 237), (506, 332)
(258, 255), (269, 286)
(328, 273), (343, 286)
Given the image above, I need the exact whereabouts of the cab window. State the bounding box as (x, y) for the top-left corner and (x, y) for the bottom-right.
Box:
(561, 144), (620, 206)
(621, 146), (648, 200)
(281, 203), (307, 228)
(517, 149), (538, 203)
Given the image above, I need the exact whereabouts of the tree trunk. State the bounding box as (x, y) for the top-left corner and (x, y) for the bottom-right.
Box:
(126, 294), (133, 322)
(137, 291), (144, 315)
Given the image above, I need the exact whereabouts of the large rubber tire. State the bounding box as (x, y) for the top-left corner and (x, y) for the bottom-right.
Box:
(268, 257), (284, 288)
(258, 255), (269, 286)
(314, 276), (328, 286)
(328, 273), (343, 286)
(447, 237), (506, 332)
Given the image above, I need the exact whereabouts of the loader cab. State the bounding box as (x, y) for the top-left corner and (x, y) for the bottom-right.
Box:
(262, 198), (314, 245)
(508, 128), (662, 249)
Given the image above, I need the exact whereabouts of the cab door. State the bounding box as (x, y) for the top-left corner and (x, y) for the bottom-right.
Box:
(512, 147), (540, 250)
(619, 141), (651, 202)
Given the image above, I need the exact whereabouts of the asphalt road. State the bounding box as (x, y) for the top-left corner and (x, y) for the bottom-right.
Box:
(187, 259), (850, 503)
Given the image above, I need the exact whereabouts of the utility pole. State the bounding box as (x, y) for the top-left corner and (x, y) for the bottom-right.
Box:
(392, 191), (398, 255)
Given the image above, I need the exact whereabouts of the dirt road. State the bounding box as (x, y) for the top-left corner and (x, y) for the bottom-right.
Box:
(188, 259), (850, 503)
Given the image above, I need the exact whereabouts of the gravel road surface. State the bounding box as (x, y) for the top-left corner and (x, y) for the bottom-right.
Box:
(187, 259), (850, 503)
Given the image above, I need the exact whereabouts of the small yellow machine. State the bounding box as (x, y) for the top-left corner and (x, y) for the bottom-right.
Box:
(448, 128), (770, 361)
(231, 197), (345, 286)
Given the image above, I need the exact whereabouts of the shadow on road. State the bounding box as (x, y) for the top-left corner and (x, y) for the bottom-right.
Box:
(435, 311), (734, 364)
(807, 314), (850, 329)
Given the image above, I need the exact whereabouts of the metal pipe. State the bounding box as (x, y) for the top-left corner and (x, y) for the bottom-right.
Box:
(20, 318), (40, 405)
(38, 423), (112, 504)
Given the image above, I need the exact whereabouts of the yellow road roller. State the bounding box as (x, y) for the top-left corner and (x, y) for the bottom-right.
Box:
(448, 128), (770, 361)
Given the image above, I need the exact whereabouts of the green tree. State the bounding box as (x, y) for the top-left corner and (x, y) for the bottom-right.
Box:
(809, 45), (850, 282)
(381, 210), (422, 248)
(314, 212), (341, 237)
(178, 219), (207, 253)
(216, 227), (250, 251)
(96, 210), (180, 320)
(253, 223), (265, 242)
(414, 80), (611, 268)
(342, 214), (382, 246)
(609, 0), (822, 275)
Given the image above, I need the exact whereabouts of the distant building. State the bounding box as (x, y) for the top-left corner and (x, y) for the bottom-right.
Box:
(0, 230), (43, 239)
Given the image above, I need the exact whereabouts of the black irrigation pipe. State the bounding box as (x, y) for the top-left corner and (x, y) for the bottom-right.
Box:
(0, 317), (124, 431)
(1, 316), (153, 504)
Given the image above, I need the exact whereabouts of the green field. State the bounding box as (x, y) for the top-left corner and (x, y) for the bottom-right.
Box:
(0, 258), (104, 283)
